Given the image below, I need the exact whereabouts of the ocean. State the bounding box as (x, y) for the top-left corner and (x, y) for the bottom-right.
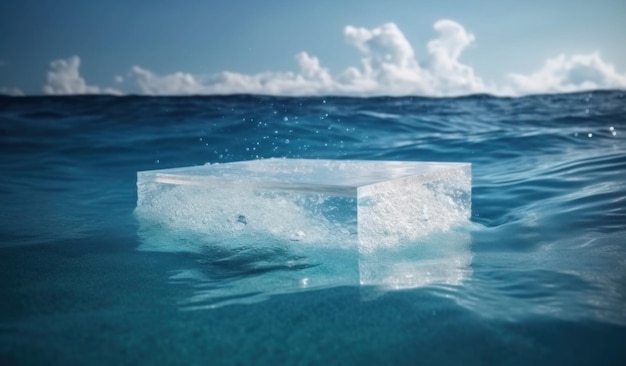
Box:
(1, 91), (625, 365)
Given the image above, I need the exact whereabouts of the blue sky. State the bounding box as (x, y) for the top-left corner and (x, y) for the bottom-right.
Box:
(1, 0), (625, 96)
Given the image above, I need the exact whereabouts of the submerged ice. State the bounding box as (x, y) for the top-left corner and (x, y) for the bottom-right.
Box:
(134, 158), (472, 304)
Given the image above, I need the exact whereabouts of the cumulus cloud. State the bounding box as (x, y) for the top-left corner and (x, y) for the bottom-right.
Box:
(426, 20), (486, 94)
(124, 20), (486, 97)
(37, 20), (626, 96)
(341, 22), (428, 95)
(129, 66), (206, 95)
(125, 51), (335, 96)
(338, 20), (487, 95)
(43, 56), (120, 95)
(508, 52), (626, 94)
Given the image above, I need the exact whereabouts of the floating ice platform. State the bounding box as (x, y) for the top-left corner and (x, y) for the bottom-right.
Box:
(136, 158), (471, 252)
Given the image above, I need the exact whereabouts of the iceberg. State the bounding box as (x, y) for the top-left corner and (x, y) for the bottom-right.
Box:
(135, 158), (472, 305)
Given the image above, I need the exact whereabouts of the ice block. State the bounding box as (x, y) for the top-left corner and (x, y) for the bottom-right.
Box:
(135, 158), (471, 252)
(135, 158), (472, 306)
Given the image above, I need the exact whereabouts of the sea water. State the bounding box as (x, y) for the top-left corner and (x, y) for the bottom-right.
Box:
(0, 92), (625, 365)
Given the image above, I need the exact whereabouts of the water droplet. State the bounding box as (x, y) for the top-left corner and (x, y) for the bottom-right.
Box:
(609, 126), (615, 131)
(283, 116), (288, 122)
(588, 133), (593, 138)
(285, 139), (290, 144)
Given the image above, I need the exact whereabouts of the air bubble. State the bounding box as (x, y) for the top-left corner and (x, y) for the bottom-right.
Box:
(290, 230), (305, 241)
(234, 215), (247, 230)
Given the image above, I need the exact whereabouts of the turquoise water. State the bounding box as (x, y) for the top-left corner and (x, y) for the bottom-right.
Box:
(1, 92), (625, 365)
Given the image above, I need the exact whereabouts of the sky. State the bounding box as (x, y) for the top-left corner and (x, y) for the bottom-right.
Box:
(1, 0), (625, 96)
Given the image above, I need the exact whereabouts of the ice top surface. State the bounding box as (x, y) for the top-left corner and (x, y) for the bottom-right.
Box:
(140, 158), (469, 196)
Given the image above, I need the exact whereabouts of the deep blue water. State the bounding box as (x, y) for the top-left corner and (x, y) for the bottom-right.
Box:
(1, 91), (625, 365)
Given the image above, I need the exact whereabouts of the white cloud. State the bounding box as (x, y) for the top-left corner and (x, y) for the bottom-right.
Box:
(124, 20), (486, 97)
(125, 51), (335, 96)
(338, 20), (487, 95)
(508, 52), (626, 94)
(38, 20), (626, 96)
(43, 56), (120, 95)
(129, 66), (207, 95)
(426, 20), (487, 95)
(341, 22), (429, 95)
(0, 86), (24, 96)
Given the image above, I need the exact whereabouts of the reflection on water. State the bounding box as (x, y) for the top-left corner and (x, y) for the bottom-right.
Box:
(453, 230), (626, 326)
(138, 226), (473, 309)
(359, 230), (473, 301)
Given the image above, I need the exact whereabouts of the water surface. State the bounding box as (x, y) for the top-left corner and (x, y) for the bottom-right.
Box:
(1, 92), (625, 365)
